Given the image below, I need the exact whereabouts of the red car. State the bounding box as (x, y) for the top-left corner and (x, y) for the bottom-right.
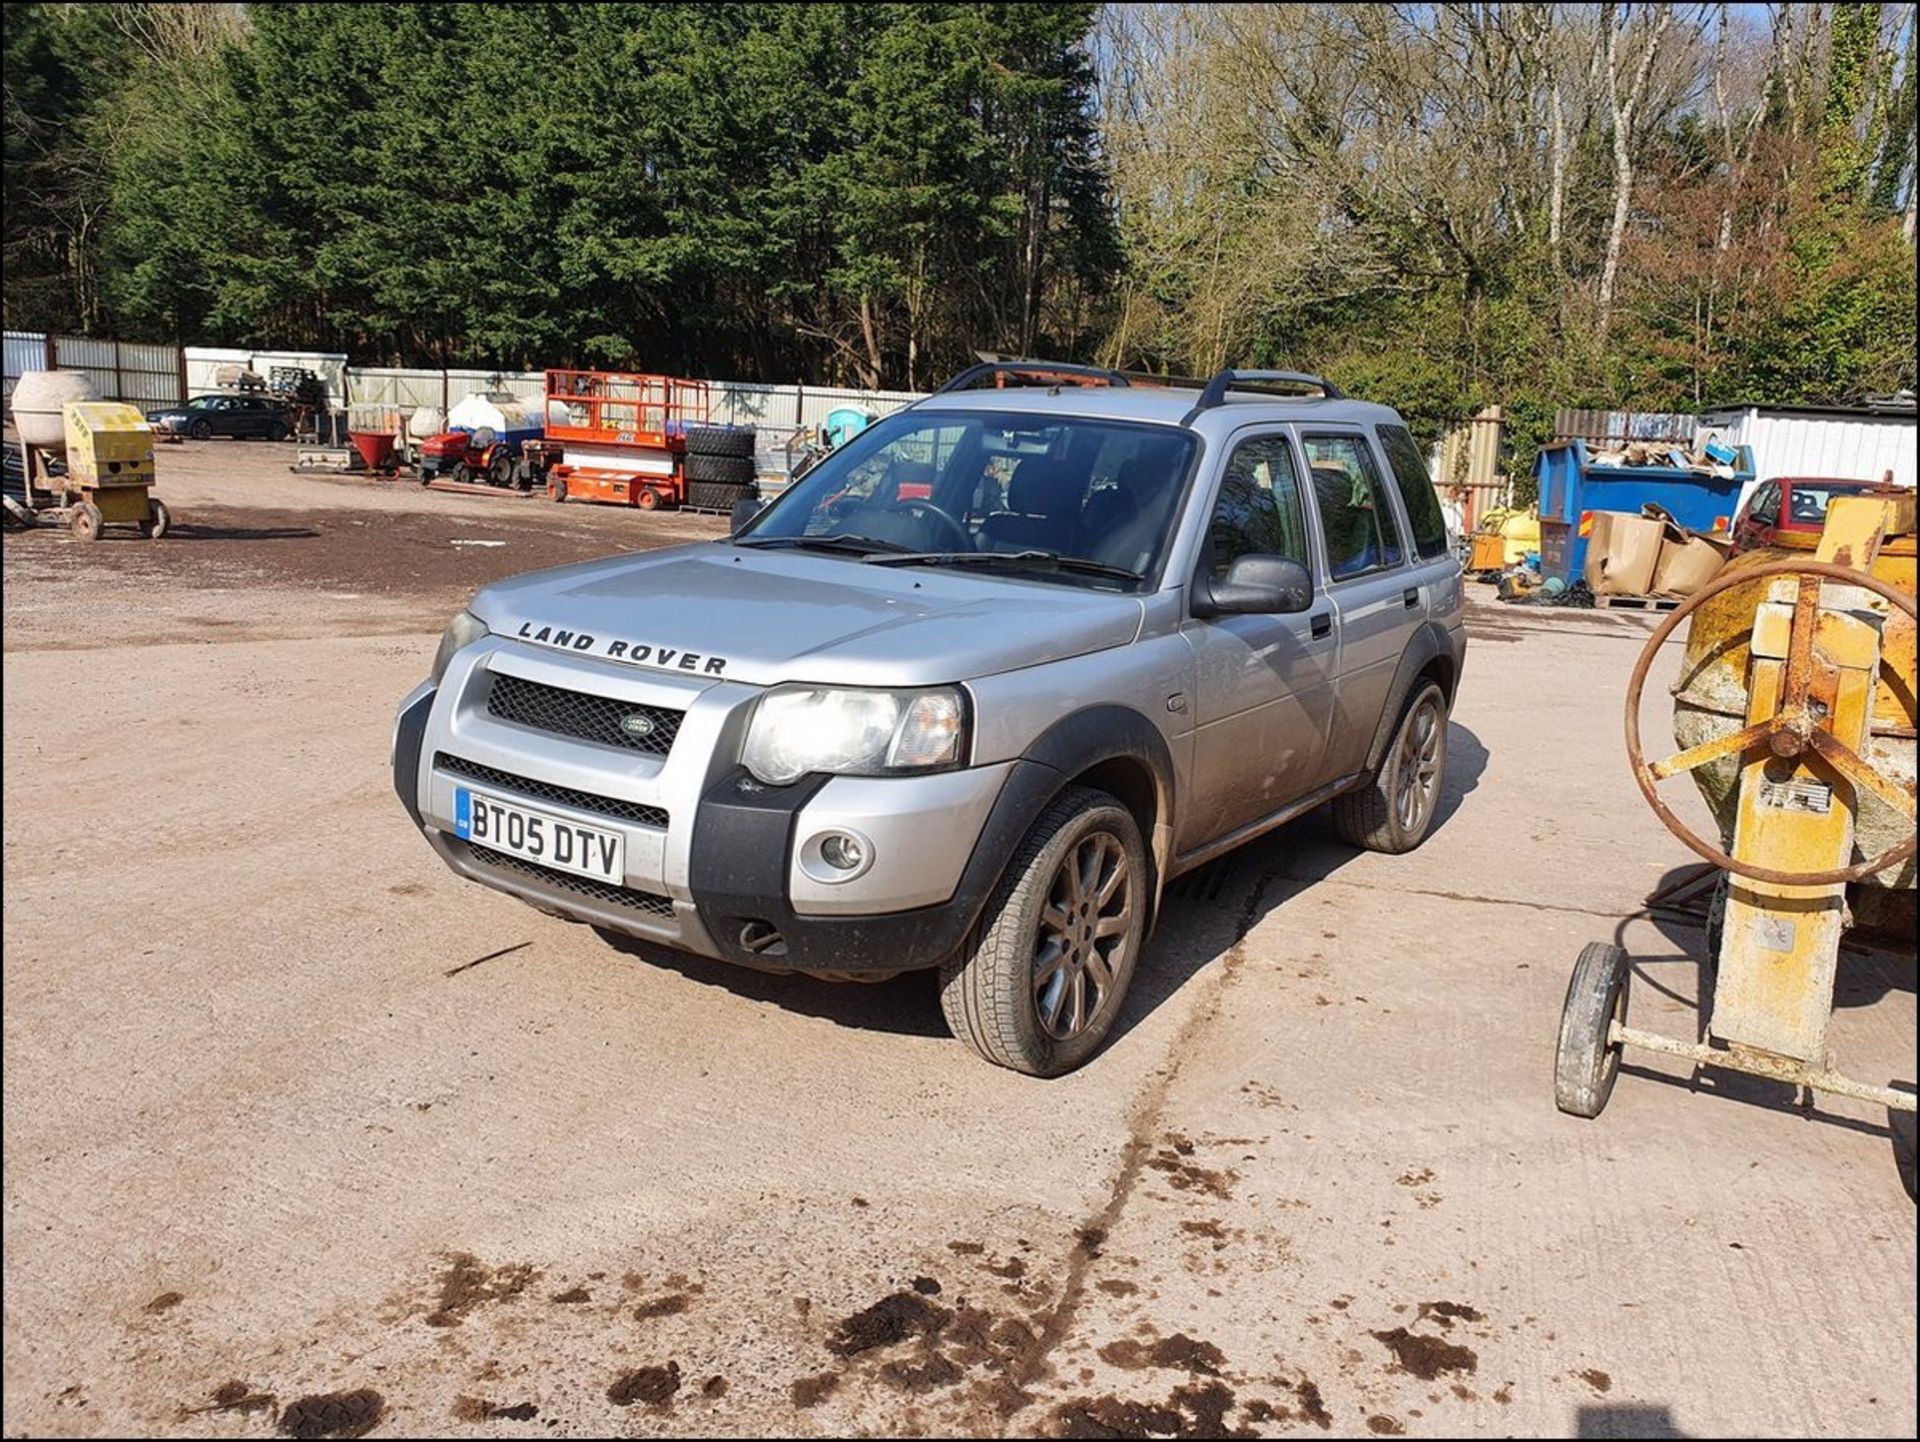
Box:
(1727, 476), (1893, 555)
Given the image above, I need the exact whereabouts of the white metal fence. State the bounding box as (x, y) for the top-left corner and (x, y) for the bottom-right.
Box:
(4, 331), (186, 409)
(7, 331), (927, 438)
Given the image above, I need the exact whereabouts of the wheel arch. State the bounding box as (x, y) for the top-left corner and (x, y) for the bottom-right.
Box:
(1362, 621), (1461, 777)
(1013, 704), (1176, 924)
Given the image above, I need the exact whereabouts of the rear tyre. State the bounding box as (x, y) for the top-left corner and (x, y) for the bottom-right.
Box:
(684, 451), (758, 485)
(1555, 942), (1631, 1118)
(189, 419), (212, 441)
(269, 421), (290, 442)
(70, 501), (103, 542)
(938, 786), (1147, 1077)
(488, 455), (513, 488)
(685, 425), (755, 459)
(1331, 680), (1448, 854)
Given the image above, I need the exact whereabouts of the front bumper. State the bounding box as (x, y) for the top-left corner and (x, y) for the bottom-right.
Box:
(392, 641), (1039, 973)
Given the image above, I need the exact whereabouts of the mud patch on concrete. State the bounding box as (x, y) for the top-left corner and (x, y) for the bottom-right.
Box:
(277, 1389), (384, 1439)
(1294, 1378), (1334, 1428)
(912, 1276), (943, 1295)
(143, 1290), (186, 1315)
(632, 1293), (690, 1320)
(1367, 1414), (1406, 1434)
(1049, 1380), (1250, 1439)
(192, 1381), (275, 1419)
(1147, 1141), (1237, 1199)
(1372, 1327), (1478, 1379)
(607, 1362), (681, 1408)
(881, 1353), (966, 1392)
(1096, 1279), (1139, 1297)
(1415, 1300), (1483, 1329)
(1577, 1368), (1613, 1393)
(829, 1290), (953, 1357)
(451, 1396), (537, 1422)
(791, 1371), (840, 1408)
(1097, 1333), (1227, 1376)
(701, 1374), (728, 1398)
(424, 1252), (538, 1327)
(550, 1286), (590, 1304)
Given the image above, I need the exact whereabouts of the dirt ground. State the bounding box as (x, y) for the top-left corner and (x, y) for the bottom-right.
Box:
(4, 440), (1914, 1440)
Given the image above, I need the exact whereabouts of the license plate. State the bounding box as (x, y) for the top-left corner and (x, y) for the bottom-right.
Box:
(455, 788), (624, 883)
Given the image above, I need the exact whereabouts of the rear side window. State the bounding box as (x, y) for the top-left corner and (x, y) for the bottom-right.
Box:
(1303, 434), (1405, 580)
(1206, 435), (1309, 579)
(1376, 424), (1450, 559)
(1749, 482), (1781, 525)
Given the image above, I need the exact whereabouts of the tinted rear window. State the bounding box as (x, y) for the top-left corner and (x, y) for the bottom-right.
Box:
(1376, 424), (1450, 560)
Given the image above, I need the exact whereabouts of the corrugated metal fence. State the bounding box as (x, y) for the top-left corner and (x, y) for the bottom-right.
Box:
(5, 334), (925, 437)
(4, 331), (185, 409)
(1553, 407), (1697, 448)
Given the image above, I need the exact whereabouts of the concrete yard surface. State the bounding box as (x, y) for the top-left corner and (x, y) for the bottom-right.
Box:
(3, 442), (1914, 1438)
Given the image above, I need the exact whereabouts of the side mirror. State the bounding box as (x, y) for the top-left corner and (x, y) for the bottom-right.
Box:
(730, 496), (765, 535)
(1192, 554), (1313, 618)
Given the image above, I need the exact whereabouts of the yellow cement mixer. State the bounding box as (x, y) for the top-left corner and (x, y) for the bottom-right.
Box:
(1557, 487), (1915, 1121)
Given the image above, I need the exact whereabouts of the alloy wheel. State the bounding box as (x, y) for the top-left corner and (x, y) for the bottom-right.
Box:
(1033, 831), (1134, 1041)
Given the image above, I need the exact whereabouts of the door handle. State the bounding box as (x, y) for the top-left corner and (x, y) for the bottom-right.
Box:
(1310, 613), (1332, 640)
(1403, 586), (1421, 609)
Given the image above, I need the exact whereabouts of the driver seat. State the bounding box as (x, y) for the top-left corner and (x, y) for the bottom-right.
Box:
(979, 458), (1084, 552)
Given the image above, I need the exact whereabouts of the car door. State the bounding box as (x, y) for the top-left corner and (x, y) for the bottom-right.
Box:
(1301, 429), (1416, 781)
(208, 396), (241, 436)
(1375, 420), (1465, 621)
(1178, 429), (1341, 850)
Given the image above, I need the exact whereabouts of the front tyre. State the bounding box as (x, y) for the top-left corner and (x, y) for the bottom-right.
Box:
(1331, 680), (1448, 854)
(939, 786), (1147, 1077)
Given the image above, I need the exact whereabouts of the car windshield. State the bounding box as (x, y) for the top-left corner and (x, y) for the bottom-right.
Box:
(737, 409), (1198, 588)
(1786, 482), (1871, 525)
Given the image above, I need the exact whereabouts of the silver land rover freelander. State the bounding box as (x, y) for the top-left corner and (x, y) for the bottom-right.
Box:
(393, 364), (1467, 1075)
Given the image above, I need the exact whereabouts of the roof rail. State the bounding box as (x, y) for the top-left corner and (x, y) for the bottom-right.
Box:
(1182, 369), (1345, 422)
(932, 359), (1133, 395)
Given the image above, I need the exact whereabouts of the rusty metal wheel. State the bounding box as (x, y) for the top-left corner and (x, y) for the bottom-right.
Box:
(1623, 559), (1917, 887)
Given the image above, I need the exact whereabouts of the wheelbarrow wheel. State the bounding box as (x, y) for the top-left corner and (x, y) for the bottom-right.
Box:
(550, 475), (569, 504)
(1555, 942), (1631, 1119)
(70, 501), (104, 542)
(138, 499), (171, 539)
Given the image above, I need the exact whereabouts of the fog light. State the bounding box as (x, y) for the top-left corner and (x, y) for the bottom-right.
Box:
(799, 827), (876, 885)
(820, 833), (865, 871)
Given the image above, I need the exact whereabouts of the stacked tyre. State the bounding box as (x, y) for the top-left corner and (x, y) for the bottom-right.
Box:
(683, 426), (757, 512)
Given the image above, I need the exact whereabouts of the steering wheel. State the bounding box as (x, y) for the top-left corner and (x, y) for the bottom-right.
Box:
(1624, 559), (1917, 886)
(898, 498), (972, 552)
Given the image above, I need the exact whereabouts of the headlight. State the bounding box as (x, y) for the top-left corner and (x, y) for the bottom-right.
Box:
(430, 609), (489, 683)
(741, 685), (968, 785)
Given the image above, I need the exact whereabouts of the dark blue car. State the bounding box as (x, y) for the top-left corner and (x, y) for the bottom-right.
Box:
(145, 393), (292, 441)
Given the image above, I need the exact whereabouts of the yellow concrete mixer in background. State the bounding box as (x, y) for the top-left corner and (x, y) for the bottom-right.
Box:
(1556, 485), (1915, 1122)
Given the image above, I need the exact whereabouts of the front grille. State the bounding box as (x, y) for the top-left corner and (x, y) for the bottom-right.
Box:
(486, 672), (682, 756)
(436, 752), (667, 829)
(464, 841), (676, 920)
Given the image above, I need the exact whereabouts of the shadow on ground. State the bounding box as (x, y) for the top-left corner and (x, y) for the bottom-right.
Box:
(589, 722), (1492, 1061)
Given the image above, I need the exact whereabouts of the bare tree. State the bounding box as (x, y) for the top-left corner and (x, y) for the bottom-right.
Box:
(1598, 2), (1680, 332)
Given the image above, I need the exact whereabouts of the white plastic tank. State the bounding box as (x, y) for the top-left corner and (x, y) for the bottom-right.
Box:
(407, 406), (445, 442)
(446, 392), (543, 447)
(10, 371), (99, 450)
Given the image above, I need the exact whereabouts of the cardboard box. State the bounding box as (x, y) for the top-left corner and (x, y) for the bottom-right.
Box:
(1651, 532), (1728, 597)
(1583, 511), (1665, 595)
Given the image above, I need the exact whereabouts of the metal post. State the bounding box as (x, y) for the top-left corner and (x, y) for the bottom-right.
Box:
(114, 339), (125, 404)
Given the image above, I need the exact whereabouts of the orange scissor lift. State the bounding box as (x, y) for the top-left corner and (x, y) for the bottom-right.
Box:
(539, 369), (711, 510)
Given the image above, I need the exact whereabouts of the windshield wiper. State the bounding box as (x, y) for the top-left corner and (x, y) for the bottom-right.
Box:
(734, 533), (916, 556)
(863, 548), (1143, 583)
